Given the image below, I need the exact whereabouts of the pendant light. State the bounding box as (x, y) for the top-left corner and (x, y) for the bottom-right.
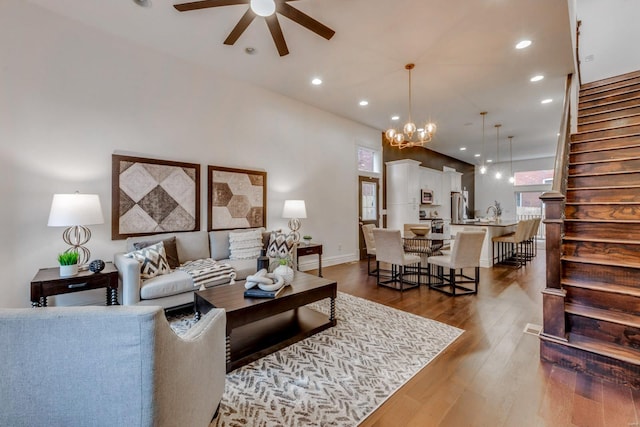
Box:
(508, 136), (515, 184)
(479, 112), (488, 174)
(494, 124), (502, 180)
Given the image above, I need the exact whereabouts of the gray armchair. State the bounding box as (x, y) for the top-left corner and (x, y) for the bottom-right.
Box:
(0, 305), (226, 427)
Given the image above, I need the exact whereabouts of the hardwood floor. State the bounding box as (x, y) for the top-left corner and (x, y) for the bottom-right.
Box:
(315, 250), (640, 427)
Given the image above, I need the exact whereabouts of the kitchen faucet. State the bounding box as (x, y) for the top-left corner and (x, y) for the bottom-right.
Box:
(486, 205), (498, 220)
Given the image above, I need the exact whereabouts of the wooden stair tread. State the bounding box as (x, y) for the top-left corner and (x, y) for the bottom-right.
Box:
(566, 184), (640, 190)
(570, 144), (640, 155)
(569, 156), (640, 166)
(566, 303), (640, 329)
(568, 170), (640, 178)
(573, 123), (640, 137)
(568, 334), (640, 366)
(580, 70), (640, 90)
(562, 278), (640, 298)
(566, 201), (640, 205)
(579, 104), (640, 120)
(563, 235), (640, 245)
(578, 111), (640, 126)
(562, 255), (640, 269)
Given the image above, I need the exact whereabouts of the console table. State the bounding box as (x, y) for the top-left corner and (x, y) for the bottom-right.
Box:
(296, 243), (323, 277)
(30, 262), (119, 307)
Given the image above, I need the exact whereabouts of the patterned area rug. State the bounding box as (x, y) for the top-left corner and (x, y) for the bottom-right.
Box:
(169, 292), (463, 426)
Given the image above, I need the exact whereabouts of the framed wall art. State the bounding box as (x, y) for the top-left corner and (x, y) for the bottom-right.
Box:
(112, 154), (200, 239)
(208, 165), (266, 231)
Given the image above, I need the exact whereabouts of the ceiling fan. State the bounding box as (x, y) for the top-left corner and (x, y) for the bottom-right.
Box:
(173, 0), (335, 57)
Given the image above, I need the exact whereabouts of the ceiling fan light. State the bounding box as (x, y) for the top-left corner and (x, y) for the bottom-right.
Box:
(250, 0), (275, 17)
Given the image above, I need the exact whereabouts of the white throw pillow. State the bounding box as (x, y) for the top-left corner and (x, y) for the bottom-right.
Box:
(229, 228), (264, 260)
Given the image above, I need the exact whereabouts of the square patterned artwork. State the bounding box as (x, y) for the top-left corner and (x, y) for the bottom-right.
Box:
(112, 155), (200, 239)
(208, 166), (266, 231)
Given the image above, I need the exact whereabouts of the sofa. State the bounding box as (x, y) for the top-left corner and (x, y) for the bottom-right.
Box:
(115, 228), (284, 309)
(0, 305), (226, 427)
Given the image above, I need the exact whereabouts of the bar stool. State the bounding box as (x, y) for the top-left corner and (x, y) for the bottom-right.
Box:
(492, 220), (530, 267)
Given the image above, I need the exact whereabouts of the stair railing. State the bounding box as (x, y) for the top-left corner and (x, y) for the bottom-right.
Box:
(539, 73), (573, 342)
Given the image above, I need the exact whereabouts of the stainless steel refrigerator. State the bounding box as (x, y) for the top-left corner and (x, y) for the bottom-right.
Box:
(451, 192), (464, 223)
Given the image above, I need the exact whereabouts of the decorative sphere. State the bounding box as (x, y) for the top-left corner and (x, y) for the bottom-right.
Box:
(89, 259), (105, 273)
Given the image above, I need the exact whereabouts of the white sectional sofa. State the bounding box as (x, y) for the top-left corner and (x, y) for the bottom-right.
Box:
(115, 228), (270, 309)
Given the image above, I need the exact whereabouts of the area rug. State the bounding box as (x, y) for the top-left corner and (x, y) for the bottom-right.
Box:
(169, 292), (463, 426)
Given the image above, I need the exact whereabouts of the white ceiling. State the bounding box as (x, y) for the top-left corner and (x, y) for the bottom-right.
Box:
(26, 0), (575, 165)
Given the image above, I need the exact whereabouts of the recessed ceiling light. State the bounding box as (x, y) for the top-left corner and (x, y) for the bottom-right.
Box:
(474, 154), (481, 158)
(541, 98), (553, 104)
(516, 40), (532, 49)
(359, 100), (369, 107)
(311, 78), (322, 86)
(487, 159), (493, 163)
(460, 147), (467, 151)
(245, 47), (256, 55)
(530, 75), (544, 82)
(133, 0), (151, 6)
(557, 132), (561, 136)
(391, 115), (400, 121)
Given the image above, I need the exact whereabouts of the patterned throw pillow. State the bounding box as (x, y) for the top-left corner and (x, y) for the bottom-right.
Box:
(229, 228), (265, 260)
(125, 242), (170, 279)
(133, 236), (179, 269)
(266, 231), (296, 259)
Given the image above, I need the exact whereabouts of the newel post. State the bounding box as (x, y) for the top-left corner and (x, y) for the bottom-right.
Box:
(539, 190), (567, 341)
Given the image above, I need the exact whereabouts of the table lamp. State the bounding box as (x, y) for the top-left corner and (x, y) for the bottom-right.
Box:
(282, 200), (306, 242)
(47, 193), (105, 266)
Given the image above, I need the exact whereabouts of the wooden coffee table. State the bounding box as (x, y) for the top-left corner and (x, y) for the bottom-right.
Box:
(194, 271), (337, 372)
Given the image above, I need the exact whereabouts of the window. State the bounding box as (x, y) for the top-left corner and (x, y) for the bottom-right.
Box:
(514, 169), (554, 186)
(358, 147), (380, 174)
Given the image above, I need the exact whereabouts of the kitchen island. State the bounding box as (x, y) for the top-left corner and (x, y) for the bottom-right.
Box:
(450, 220), (518, 267)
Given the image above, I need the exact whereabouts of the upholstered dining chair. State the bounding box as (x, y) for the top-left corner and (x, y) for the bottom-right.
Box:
(361, 224), (377, 276)
(373, 229), (421, 291)
(427, 230), (486, 296)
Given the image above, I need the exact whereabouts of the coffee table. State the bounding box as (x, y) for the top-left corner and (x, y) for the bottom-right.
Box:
(194, 271), (337, 372)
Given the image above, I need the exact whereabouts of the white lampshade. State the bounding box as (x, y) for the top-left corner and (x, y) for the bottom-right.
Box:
(48, 194), (104, 227)
(250, 0), (275, 16)
(282, 200), (307, 219)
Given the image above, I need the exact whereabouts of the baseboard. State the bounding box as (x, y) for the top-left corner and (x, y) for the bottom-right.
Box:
(298, 253), (358, 272)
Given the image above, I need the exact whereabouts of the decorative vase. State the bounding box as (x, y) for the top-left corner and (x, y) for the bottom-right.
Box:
(60, 264), (78, 277)
(303, 239), (311, 246)
(273, 264), (294, 285)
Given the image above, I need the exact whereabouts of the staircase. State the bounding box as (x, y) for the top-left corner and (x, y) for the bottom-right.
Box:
(540, 70), (640, 388)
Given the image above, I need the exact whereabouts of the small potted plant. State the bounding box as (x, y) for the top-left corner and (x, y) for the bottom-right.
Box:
(303, 235), (312, 246)
(58, 252), (79, 277)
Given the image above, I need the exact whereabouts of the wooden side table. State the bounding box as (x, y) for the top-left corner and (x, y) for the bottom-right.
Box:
(296, 243), (323, 277)
(30, 262), (119, 307)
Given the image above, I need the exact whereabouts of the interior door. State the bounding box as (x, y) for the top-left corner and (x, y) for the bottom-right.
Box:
(359, 176), (379, 260)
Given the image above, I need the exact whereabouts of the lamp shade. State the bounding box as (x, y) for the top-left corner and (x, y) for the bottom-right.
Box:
(47, 194), (105, 227)
(282, 200), (307, 219)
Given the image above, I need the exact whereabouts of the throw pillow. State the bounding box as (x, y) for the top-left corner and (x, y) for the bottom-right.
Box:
(125, 242), (170, 279)
(133, 236), (179, 269)
(266, 231), (296, 259)
(229, 228), (265, 260)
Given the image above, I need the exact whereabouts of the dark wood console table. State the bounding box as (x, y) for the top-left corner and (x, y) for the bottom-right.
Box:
(30, 262), (119, 307)
(296, 243), (323, 277)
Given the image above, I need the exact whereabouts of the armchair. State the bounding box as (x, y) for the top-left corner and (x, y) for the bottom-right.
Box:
(0, 305), (226, 427)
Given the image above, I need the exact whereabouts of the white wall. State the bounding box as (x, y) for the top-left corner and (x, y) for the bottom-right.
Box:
(0, 1), (380, 308)
(577, 0), (640, 83)
(474, 157), (554, 219)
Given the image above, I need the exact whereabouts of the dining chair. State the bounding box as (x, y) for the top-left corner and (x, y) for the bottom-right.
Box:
(427, 230), (486, 296)
(373, 229), (421, 291)
(361, 224), (377, 276)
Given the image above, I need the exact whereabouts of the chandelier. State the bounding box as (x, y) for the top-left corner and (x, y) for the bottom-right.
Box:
(385, 64), (437, 149)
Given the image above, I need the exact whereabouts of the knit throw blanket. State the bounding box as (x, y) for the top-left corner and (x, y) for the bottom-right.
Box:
(177, 258), (236, 289)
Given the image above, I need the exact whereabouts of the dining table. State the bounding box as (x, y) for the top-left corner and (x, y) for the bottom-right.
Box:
(402, 232), (450, 279)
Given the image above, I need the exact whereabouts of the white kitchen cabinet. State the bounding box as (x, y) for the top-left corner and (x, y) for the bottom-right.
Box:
(419, 167), (443, 206)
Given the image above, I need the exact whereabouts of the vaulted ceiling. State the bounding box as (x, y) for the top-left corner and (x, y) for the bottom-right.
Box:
(26, 0), (575, 164)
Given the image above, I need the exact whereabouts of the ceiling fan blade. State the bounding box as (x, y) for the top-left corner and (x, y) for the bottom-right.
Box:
(224, 8), (256, 45)
(265, 15), (289, 57)
(276, 2), (335, 40)
(173, 0), (248, 12)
